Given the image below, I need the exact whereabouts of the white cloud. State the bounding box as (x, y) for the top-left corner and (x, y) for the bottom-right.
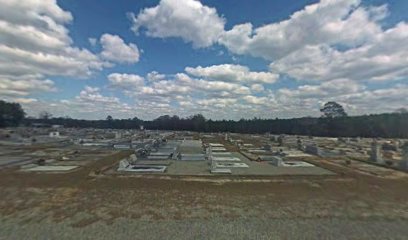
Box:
(108, 73), (145, 89)
(13, 98), (38, 104)
(5, 0), (407, 120)
(243, 95), (269, 105)
(147, 71), (166, 82)
(216, 0), (408, 87)
(196, 98), (237, 108)
(128, 0), (225, 48)
(100, 70), (259, 119)
(0, 74), (56, 96)
(128, 72), (253, 102)
(0, 44), (106, 78)
(272, 80), (408, 117)
(270, 22), (408, 82)
(175, 73), (251, 96)
(337, 84), (408, 114)
(100, 34), (140, 64)
(185, 64), (278, 84)
(76, 86), (121, 104)
(18, 77), (408, 120)
(219, 0), (385, 60)
(251, 84), (264, 92)
(17, 85), (137, 119)
(0, 0), (109, 78)
(278, 79), (364, 99)
(0, 0), (114, 99)
(0, 1), (145, 100)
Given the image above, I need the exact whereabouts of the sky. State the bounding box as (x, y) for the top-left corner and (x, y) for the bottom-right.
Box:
(0, 0), (407, 120)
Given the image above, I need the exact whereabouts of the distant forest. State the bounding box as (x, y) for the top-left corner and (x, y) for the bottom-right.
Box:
(1, 100), (408, 138)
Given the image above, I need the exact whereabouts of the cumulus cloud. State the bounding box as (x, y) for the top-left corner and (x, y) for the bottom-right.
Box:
(270, 23), (408, 82)
(272, 80), (408, 117)
(147, 71), (166, 82)
(127, 0), (407, 85)
(278, 79), (364, 99)
(6, 0), (407, 120)
(175, 73), (251, 96)
(243, 95), (270, 105)
(337, 84), (408, 114)
(217, 0), (408, 86)
(76, 86), (120, 104)
(97, 67), (405, 120)
(251, 84), (265, 93)
(0, 0), (118, 99)
(195, 98), (238, 109)
(0, 1), (143, 99)
(128, 0), (225, 48)
(100, 34), (140, 64)
(185, 64), (278, 84)
(126, 71), (254, 102)
(101, 70), (260, 119)
(13, 98), (38, 104)
(0, 74), (56, 96)
(21, 86), (135, 119)
(108, 73), (145, 89)
(0, 0), (109, 79)
(219, 0), (385, 60)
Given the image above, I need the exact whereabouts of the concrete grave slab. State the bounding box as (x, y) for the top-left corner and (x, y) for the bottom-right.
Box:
(211, 147), (227, 152)
(212, 157), (241, 162)
(211, 168), (232, 174)
(215, 162), (249, 168)
(23, 165), (79, 172)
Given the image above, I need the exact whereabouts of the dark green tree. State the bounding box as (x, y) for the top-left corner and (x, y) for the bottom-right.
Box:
(320, 101), (347, 118)
(0, 100), (26, 127)
(190, 114), (206, 131)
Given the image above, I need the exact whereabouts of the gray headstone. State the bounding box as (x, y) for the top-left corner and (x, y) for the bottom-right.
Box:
(129, 154), (137, 164)
(263, 144), (272, 151)
(399, 143), (408, 170)
(297, 138), (303, 150)
(270, 156), (283, 166)
(118, 159), (130, 171)
(305, 144), (321, 156)
(370, 141), (383, 164)
(277, 135), (285, 146)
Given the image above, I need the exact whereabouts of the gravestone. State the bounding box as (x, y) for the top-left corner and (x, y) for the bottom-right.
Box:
(118, 159), (130, 171)
(262, 144), (272, 151)
(270, 156), (283, 166)
(129, 154), (138, 164)
(115, 132), (122, 139)
(370, 140), (384, 164)
(305, 144), (321, 156)
(382, 142), (398, 151)
(277, 135), (285, 146)
(398, 142), (408, 170)
(297, 138), (303, 151)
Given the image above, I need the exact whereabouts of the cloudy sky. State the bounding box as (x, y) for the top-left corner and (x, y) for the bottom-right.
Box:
(1, 0), (407, 120)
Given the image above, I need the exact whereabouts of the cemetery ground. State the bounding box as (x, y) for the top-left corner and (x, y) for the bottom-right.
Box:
(0, 150), (408, 239)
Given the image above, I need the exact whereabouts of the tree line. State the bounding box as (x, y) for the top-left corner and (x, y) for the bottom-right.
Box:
(1, 100), (407, 138)
(0, 100), (25, 127)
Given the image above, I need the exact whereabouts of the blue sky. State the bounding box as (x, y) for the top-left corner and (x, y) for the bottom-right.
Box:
(1, 0), (407, 120)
